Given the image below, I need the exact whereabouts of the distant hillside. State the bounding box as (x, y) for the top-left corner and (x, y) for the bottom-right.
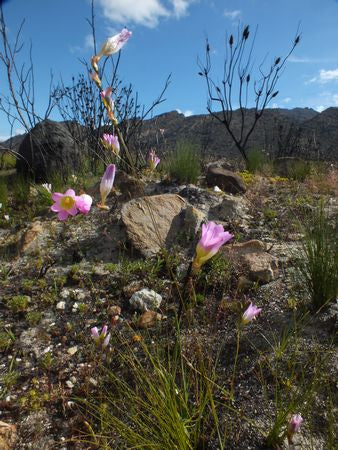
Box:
(140, 107), (338, 160)
(1, 107), (337, 161)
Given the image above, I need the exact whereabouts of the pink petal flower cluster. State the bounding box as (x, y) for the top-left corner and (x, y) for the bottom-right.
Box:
(98, 28), (132, 57)
(91, 325), (111, 348)
(51, 189), (92, 221)
(148, 149), (160, 170)
(102, 133), (120, 155)
(99, 164), (116, 209)
(242, 302), (262, 325)
(193, 221), (233, 271)
(287, 414), (303, 442)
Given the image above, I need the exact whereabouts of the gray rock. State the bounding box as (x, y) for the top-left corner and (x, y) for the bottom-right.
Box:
(222, 240), (279, 284)
(129, 288), (162, 312)
(16, 119), (85, 181)
(121, 194), (186, 257)
(206, 166), (246, 194)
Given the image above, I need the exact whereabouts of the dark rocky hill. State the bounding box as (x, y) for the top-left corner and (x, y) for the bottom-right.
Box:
(1, 107), (337, 161)
(140, 107), (338, 161)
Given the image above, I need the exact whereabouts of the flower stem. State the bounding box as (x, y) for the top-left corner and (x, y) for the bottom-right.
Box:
(231, 324), (241, 399)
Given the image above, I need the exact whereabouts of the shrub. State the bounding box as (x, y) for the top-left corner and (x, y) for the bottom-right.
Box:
(287, 159), (312, 181)
(166, 141), (201, 184)
(297, 201), (338, 310)
(0, 177), (8, 208)
(246, 148), (268, 173)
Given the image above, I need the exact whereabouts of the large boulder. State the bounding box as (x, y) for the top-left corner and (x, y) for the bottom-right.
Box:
(206, 166), (246, 194)
(16, 120), (84, 181)
(121, 194), (205, 257)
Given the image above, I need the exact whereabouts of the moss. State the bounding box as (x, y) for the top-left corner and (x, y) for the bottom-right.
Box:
(39, 352), (54, 371)
(0, 330), (15, 350)
(22, 278), (35, 292)
(26, 310), (42, 326)
(7, 295), (30, 312)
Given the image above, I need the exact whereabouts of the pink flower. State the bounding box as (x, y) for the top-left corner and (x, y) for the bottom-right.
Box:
(193, 221), (233, 271)
(91, 325), (111, 348)
(51, 189), (92, 220)
(287, 414), (303, 441)
(76, 194), (92, 215)
(99, 164), (116, 209)
(148, 149), (160, 170)
(100, 87), (114, 111)
(242, 302), (262, 325)
(98, 28), (132, 57)
(102, 133), (120, 155)
(51, 189), (79, 221)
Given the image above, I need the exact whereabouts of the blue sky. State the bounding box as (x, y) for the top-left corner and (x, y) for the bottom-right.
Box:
(1, 0), (338, 140)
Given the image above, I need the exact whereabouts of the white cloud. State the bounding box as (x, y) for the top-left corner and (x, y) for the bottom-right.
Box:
(282, 97), (292, 103)
(316, 105), (325, 112)
(289, 56), (337, 64)
(271, 103), (278, 109)
(171, 0), (191, 17)
(0, 135), (10, 142)
(69, 33), (95, 54)
(309, 69), (338, 84)
(176, 108), (193, 117)
(96, 0), (195, 28)
(223, 9), (241, 20)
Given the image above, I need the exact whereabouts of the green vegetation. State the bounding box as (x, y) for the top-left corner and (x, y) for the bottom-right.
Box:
(297, 201), (338, 310)
(165, 141), (202, 184)
(7, 295), (29, 312)
(246, 148), (269, 173)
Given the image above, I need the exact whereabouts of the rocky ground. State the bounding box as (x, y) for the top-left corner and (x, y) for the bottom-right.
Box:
(0, 165), (337, 449)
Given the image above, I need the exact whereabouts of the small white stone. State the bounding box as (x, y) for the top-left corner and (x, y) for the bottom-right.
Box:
(89, 377), (98, 386)
(66, 380), (74, 389)
(67, 346), (78, 356)
(60, 288), (70, 299)
(129, 288), (162, 312)
(72, 302), (79, 312)
(70, 376), (77, 384)
(214, 185), (222, 192)
(56, 301), (66, 310)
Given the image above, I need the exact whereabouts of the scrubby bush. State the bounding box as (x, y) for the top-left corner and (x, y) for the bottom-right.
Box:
(287, 159), (312, 181)
(297, 201), (338, 310)
(166, 141), (202, 184)
(246, 148), (269, 173)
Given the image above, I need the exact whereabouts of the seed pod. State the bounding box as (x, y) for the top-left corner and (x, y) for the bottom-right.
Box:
(243, 26), (250, 40)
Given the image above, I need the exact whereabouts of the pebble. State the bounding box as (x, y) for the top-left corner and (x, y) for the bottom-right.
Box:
(67, 346), (78, 356)
(66, 380), (74, 389)
(56, 301), (66, 310)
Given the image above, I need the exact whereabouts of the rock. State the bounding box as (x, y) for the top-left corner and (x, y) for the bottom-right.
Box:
(20, 221), (43, 255)
(222, 240), (279, 284)
(206, 166), (246, 194)
(237, 276), (254, 292)
(16, 119), (85, 181)
(108, 305), (122, 316)
(129, 288), (162, 312)
(137, 310), (163, 329)
(115, 170), (146, 200)
(67, 346), (78, 356)
(19, 327), (51, 358)
(178, 185), (221, 212)
(17, 410), (55, 448)
(121, 194), (186, 256)
(184, 205), (206, 238)
(209, 194), (250, 223)
(0, 421), (17, 450)
(56, 301), (66, 310)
